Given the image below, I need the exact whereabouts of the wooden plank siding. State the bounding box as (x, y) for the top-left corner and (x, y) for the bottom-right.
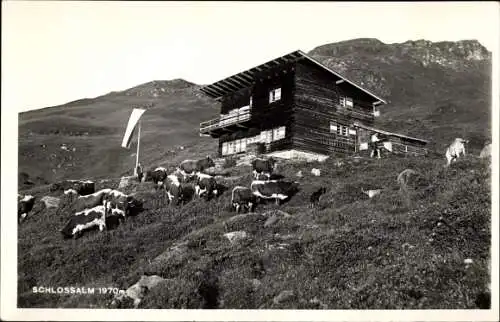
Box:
(292, 59), (376, 156)
(215, 65), (296, 156)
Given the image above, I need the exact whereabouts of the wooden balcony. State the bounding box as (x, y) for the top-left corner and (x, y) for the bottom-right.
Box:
(200, 110), (252, 136)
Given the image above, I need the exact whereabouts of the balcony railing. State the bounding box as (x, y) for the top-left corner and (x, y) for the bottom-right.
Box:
(200, 110), (251, 133)
(335, 104), (375, 121)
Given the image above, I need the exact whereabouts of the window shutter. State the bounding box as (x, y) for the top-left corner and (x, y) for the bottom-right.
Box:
(346, 97), (353, 107)
(275, 88), (281, 101)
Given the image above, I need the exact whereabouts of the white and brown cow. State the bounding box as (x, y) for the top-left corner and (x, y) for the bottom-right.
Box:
(178, 156), (215, 180)
(250, 180), (299, 206)
(162, 173), (184, 205)
(103, 189), (143, 218)
(69, 188), (112, 213)
(445, 138), (469, 166)
(231, 186), (256, 213)
(194, 172), (219, 201)
(60, 205), (108, 239)
(18, 194), (36, 223)
(252, 157), (277, 179)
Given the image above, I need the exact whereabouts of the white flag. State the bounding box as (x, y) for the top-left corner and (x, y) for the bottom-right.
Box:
(121, 108), (146, 149)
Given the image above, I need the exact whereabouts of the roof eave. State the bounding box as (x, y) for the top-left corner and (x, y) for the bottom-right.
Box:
(297, 50), (387, 105)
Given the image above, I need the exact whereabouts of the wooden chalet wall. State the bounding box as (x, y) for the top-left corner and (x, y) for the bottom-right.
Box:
(217, 64), (296, 156)
(292, 59), (376, 155)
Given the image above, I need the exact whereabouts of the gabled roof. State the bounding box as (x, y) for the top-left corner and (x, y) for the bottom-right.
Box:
(353, 122), (429, 144)
(199, 50), (387, 105)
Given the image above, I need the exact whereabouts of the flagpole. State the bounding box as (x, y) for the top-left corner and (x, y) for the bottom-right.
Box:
(135, 120), (141, 175)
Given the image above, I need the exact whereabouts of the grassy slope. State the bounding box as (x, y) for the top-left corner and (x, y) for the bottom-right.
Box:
(18, 153), (491, 309)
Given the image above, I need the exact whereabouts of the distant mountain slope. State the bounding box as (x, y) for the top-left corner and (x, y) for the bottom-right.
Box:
(18, 39), (492, 185)
(18, 79), (218, 184)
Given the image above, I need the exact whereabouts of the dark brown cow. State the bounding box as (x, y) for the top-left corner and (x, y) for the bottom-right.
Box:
(142, 167), (168, 188)
(178, 156), (215, 178)
(252, 158), (277, 179)
(310, 187), (327, 208)
(231, 186), (256, 213)
(51, 180), (95, 196)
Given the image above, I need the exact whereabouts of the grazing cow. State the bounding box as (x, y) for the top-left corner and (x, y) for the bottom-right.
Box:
(445, 138), (469, 166)
(179, 183), (196, 205)
(142, 167), (168, 187)
(162, 174), (183, 205)
(251, 158), (277, 179)
(70, 188), (111, 213)
(103, 190), (135, 217)
(250, 180), (299, 205)
(18, 195), (36, 223)
(194, 172), (219, 201)
(60, 205), (107, 239)
(178, 156), (215, 179)
(231, 186), (257, 213)
(310, 187), (327, 208)
(51, 180), (95, 196)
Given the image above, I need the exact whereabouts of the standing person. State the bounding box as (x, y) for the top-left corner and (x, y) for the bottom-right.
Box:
(370, 133), (381, 159)
(136, 163), (144, 182)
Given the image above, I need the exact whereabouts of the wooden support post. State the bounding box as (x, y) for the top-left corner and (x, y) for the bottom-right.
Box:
(134, 121), (141, 176)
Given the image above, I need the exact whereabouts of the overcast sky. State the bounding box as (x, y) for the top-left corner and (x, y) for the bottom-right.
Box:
(2, 1), (499, 112)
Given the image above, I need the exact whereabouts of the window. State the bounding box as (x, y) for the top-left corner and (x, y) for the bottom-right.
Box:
(261, 130), (273, 143)
(330, 121), (350, 137)
(227, 141), (235, 155)
(273, 126), (286, 141)
(269, 88), (281, 103)
(247, 135), (260, 144)
(222, 138), (249, 156)
(339, 96), (353, 108)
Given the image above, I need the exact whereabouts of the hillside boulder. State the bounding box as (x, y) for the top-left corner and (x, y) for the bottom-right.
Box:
(224, 231), (248, 244)
(118, 176), (136, 190)
(111, 275), (166, 308)
(40, 196), (60, 209)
